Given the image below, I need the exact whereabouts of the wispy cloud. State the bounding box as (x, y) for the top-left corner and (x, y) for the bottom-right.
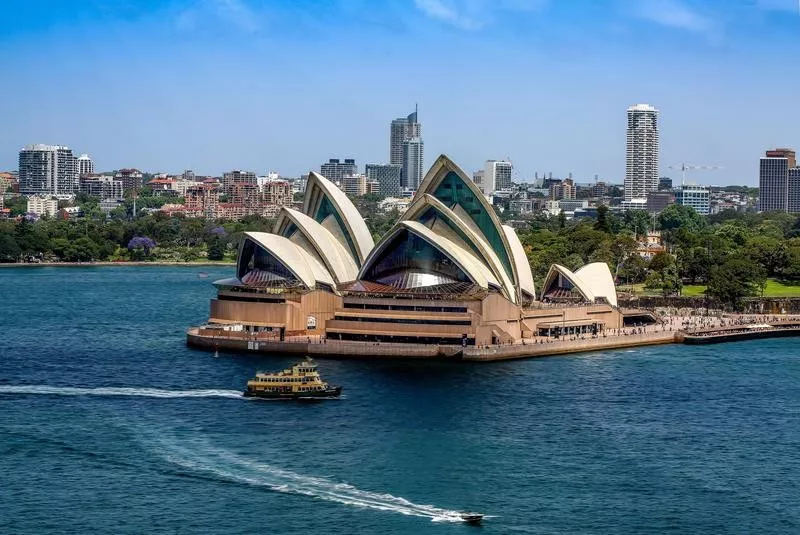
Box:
(632, 0), (716, 33)
(413, 0), (548, 30)
(176, 0), (262, 33)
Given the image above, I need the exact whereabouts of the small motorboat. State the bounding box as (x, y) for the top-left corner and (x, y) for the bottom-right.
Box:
(460, 512), (484, 525)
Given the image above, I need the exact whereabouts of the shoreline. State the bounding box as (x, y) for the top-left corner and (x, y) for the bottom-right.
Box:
(0, 261), (235, 268)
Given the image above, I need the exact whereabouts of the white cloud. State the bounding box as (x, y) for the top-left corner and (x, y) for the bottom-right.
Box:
(632, 0), (716, 33)
(413, 0), (548, 30)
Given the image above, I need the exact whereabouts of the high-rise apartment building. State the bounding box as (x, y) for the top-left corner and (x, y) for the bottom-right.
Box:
(484, 160), (513, 194)
(402, 138), (424, 191)
(390, 108), (421, 167)
(624, 104), (659, 201)
(116, 169), (144, 191)
(550, 178), (576, 200)
(365, 164), (402, 197)
(222, 170), (257, 195)
(320, 159), (357, 186)
(390, 107), (423, 189)
(19, 144), (77, 196)
(76, 154), (94, 177)
(759, 148), (798, 213)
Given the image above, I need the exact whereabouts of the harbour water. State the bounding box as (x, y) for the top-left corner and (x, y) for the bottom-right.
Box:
(1, 266), (799, 533)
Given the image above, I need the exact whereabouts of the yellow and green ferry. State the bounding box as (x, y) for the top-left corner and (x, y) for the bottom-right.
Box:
(244, 359), (341, 400)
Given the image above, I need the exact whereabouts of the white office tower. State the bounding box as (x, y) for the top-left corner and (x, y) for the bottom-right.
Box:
(76, 154), (94, 177)
(624, 104), (659, 201)
(402, 137), (424, 191)
(484, 160), (513, 194)
(19, 144), (77, 196)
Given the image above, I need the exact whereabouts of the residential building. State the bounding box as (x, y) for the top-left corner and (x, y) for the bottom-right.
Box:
(390, 107), (421, 169)
(320, 159), (357, 185)
(222, 170), (257, 196)
(550, 178), (576, 200)
(790, 168), (800, 213)
(340, 174), (366, 197)
(675, 184), (710, 215)
(482, 160), (513, 194)
(402, 138), (424, 191)
(19, 144), (76, 196)
(79, 175), (124, 200)
(365, 164), (402, 197)
(76, 154), (94, 177)
(759, 149), (795, 212)
(646, 191), (675, 214)
(185, 184), (219, 219)
(591, 181), (608, 197)
(27, 196), (59, 217)
(262, 180), (292, 206)
(472, 170), (485, 192)
(0, 172), (15, 194)
(624, 104), (659, 201)
(116, 169), (144, 191)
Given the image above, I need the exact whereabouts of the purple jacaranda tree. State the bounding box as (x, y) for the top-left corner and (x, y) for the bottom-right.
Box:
(209, 226), (226, 236)
(127, 236), (156, 260)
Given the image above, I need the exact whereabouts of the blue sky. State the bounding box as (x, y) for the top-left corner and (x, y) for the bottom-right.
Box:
(1, 0), (799, 185)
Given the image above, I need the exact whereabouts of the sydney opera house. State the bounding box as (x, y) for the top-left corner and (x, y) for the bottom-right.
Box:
(192, 155), (640, 352)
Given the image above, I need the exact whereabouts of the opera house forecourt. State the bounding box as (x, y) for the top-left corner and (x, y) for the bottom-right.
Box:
(187, 155), (665, 360)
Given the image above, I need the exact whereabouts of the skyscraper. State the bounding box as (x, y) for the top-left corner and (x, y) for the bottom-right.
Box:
(390, 107), (422, 189)
(402, 138), (424, 191)
(320, 159), (357, 185)
(76, 154), (94, 177)
(19, 144), (76, 196)
(484, 160), (513, 194)
(365, 163), (402, 196)
(624, 104), (659, 201)
(759, 148), (798, 213)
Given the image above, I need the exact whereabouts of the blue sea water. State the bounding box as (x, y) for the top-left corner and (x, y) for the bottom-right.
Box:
(1, 266), (800, 534)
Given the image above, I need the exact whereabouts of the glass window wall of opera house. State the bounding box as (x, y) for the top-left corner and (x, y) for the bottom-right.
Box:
(197, 155), (630, 347)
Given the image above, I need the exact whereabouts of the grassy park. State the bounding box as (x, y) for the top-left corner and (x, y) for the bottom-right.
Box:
(623, 279), (800, 298)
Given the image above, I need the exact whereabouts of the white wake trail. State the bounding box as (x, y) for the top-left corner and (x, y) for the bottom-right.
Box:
(157, 440), (468, 523)
(0, 385), (243, 399)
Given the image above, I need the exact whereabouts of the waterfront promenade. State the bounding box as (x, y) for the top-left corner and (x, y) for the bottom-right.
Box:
(188, 312), (800, 361)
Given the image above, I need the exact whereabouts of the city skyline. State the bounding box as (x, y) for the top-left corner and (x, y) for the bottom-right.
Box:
(2, 0), (800, 184)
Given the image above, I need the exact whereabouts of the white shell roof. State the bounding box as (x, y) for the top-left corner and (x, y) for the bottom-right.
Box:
(574, 262), (617, 307)
(543, 262), (617, 307)
(275, 207), (359, 284)
(403, 194), (516, 302)
(243, 231), (334, 289)
(302, 171), (374, 265)
(359, 221), (500, 288)
(415, 154), (519, 290)
(502, 225), (536, 300)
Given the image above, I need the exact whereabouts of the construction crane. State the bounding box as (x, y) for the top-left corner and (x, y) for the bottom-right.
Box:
(667, 163), (722, 187)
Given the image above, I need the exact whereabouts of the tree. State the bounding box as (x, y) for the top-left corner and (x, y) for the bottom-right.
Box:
(658, 204), (706, 232)
(707, 254), (767, 310)
(0, 233), (21, 262)
(648, 251), (674, 273)
(127, 236), (156, 260)
(594, 204), (610, 233)
(644, 263), (682, 296)
(558, 210), (566, 229)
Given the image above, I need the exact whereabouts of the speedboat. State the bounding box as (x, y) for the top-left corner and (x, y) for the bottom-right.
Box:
(460, 512), (484, 525)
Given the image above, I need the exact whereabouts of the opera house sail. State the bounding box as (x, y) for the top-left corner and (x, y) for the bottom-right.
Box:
(192, 155), (628, 351)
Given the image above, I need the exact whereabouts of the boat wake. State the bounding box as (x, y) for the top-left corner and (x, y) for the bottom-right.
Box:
(154, 438), (467, 523)
(0, 385), (243, 399)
